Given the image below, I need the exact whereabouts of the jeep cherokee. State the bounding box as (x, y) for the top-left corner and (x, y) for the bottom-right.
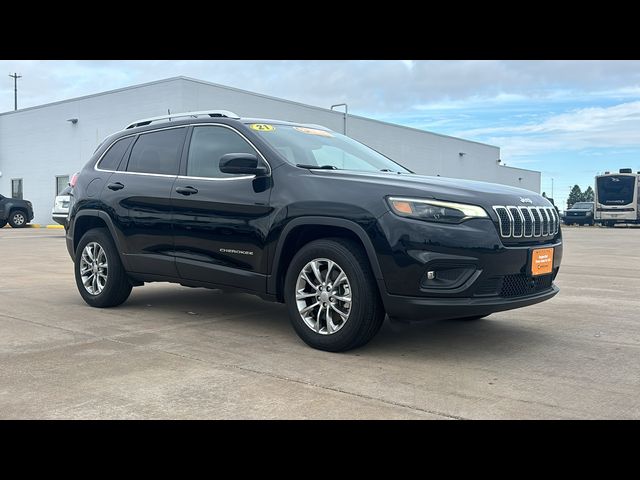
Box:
(66, 110), (563, 352)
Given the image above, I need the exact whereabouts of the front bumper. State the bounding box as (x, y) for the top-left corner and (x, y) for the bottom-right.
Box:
(382, 284), (559, 321)
(371, 212), (563, 320)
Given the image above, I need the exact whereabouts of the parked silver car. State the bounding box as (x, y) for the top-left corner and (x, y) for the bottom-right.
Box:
(52, 185), (72, 225)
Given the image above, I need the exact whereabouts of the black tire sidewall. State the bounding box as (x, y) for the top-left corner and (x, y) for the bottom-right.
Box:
(9, 210), (27, 228)
(74, 228), (131, 307)
(284, 239), (381, 352)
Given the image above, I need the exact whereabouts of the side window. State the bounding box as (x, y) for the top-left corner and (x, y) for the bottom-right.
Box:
(187, 126), (258, 178)
(97, 137), (134, 171)
(126, 128), (186, 175)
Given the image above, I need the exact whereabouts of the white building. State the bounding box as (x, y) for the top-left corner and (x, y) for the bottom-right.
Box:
(0, 76), (540, 225)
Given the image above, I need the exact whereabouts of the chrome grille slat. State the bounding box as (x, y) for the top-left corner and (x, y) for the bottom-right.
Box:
(519, 207), (533, 237)
(494, 204), (559, 239)
(530, 207), (542, 237)
(508, 207), (524, 237)
(493, 207), (511, 237)
(547, 207), (557, 234)
(539, 207), (549, 236)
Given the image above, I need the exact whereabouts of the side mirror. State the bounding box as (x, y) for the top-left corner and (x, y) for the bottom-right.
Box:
(219, 153), (268, 176)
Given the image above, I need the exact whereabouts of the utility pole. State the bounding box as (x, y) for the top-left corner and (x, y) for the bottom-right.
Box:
(9, 73), (22, 111)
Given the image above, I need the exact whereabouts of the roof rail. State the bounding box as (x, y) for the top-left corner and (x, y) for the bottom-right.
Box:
(124, 110), (241, 129)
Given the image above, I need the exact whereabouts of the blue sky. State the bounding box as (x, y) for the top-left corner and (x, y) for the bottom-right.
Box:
(2, 60), (640, 209)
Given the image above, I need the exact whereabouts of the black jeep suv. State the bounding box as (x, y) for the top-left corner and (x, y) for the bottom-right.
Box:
(66, 110), (562, 351)
(0, 194), (34, 228)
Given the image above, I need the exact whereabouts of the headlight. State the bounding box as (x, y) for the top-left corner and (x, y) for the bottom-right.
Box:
(387, 197), (488, 224)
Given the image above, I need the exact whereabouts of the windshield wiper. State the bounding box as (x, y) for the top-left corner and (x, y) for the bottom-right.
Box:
(296, 164), (339, 170)
(380, 168), (405, 174)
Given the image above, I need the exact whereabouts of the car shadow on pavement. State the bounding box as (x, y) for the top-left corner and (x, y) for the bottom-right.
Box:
(120, 286), (549, 361)
(361, 315), (551, 361)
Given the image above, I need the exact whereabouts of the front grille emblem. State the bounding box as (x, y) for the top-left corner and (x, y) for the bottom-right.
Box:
(520, 197), (533, 204)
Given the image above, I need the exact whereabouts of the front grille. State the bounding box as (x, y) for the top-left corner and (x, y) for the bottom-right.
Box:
(493, 206), (559, 240)
(500, 274), (553, 298)
(474, 276), (504, 296)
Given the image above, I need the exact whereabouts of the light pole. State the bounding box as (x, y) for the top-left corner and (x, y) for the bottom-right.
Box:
(551, 178), (554, 199)
(9, 73), (21, 111)
(331, 103), (348, 135)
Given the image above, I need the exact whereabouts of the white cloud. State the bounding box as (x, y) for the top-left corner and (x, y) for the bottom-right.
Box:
(3, 60), (640, 115)
(457, 101), (640, 160)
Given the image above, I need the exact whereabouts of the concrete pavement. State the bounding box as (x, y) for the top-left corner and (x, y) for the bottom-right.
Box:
(0, 226), (638, 419)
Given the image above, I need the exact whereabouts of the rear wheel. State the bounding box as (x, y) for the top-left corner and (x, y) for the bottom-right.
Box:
(8, 210), (28, 228)
(0, 220), (6, 228)
(284, 238), (385, 352)
(74, 228), (132, 307)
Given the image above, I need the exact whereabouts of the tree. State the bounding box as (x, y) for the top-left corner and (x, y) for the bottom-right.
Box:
(567, 185), (583, 208)
(583, 186), (594, 202)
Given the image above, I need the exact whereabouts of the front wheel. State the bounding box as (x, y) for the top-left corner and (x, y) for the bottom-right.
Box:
(8, 210), (28, 228)
(284, 238), (385, 352)
(74, 228), (132, 307)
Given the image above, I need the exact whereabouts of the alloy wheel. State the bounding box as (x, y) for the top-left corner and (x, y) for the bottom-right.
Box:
(295, 258), (352, 335)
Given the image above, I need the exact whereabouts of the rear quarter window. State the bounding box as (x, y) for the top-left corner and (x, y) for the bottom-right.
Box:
(97, 137), (135, 171)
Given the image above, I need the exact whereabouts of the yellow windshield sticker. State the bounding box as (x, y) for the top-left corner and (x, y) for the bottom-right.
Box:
(293, 126), (333, 137)
(250, 123), (275, 132)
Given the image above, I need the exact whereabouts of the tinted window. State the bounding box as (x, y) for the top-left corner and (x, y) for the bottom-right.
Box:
(126, 128), (186, 175)
(97, 137), (134, 171)
(597, 175), (636, 205)
(187, 126), (257, 178)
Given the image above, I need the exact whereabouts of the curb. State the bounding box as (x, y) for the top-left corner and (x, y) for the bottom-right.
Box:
(2, 224), (64, 229)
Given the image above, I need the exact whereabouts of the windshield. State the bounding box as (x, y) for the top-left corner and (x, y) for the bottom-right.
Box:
(249, 124), (411, 173)
(572, 202), (592, 209)
(597, 175), (636, 205)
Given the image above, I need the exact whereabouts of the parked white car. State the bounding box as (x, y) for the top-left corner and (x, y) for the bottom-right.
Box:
(52, 185), (72, 226)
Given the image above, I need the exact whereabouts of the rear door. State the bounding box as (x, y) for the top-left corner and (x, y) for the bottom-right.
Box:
(171, 124), (273, 292)
(101, 126), (187, 277)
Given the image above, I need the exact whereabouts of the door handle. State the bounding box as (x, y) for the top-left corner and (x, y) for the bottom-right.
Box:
(176, 186), (198, 196)
(107, 182), (124, 191)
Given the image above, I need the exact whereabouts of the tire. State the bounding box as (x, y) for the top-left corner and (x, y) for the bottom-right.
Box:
(0, 220), (6, 228)
(8, 209), (28, 228)
(74, 228), (132, 308)
(284, 238), (385, 352)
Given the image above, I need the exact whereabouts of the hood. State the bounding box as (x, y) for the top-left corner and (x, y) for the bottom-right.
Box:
(309, 170), (551, 209)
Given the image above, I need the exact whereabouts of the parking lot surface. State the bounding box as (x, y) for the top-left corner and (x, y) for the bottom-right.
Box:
(1, 226), (639, 419)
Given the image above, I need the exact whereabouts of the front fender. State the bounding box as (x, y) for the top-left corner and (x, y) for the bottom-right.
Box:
(266, 216), (384, 297)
